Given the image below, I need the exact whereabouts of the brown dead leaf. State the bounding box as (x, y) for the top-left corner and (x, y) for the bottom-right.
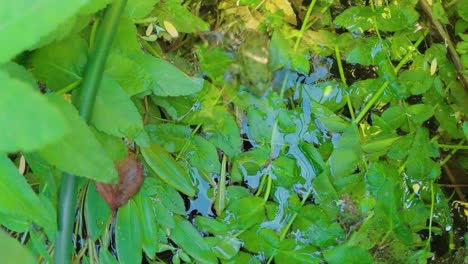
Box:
(96, 151), (144, 210)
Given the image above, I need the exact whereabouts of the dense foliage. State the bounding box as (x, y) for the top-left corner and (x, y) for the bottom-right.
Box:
(1, 0), (468, 263)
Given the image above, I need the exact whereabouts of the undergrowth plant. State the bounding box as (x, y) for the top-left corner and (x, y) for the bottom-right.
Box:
(1, 0), (467, 263)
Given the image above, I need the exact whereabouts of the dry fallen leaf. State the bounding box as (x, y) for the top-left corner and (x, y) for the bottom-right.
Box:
(96, 151), (144, 210)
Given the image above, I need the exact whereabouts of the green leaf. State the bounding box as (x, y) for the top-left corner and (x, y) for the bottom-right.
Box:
(205, 236), (242, 260)
(116, 200), (142, 264)
(197, 46), (233, 85)
(141, 143), (196, 196)
(328, 126), (362, 178)
(38, 94), (118, 183)
(323, 245), (373, 264)
(0, 155), (54, 232)
(99, 249), (119, 264)
(407, 104), (434, 124)
(91, 127), (128, 161)
(0, 230), (35, 264)
(105, 54), (151, 96)
(187, 136), (221, 173)
(85, 182), (111, 240)
(135, 195), (159, 257)
(375, 5), (419, 32)
(194, 216), (229, 235)
(334, 6), (374, 33)
(135, 53), (204, 96)
(275, 240), (321, 264)
(146, 123), (192, 152)
(380, 106), (406, 130)
(224, 196), (265, 230)
(170, 215), (218, 264)
(305, 81), (347, 112)
(0, 70), (67, 152)
(205, 108), (242, 158)
(112, 15), (141, 55)
(153, 1), (209, 33)
(398, 70), (434, 95)
(0, 0), (89, 63)
(29, 34), (88, 91)
(91, 77), (148, 144)
(346, 37), (389, 66)
(126, 0), (159, 19)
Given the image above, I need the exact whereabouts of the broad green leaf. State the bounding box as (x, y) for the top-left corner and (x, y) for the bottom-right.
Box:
(153, 1), (209, 33)
(92, 77), (148, 145)
(141, 143), (196, 196)
(323, 245), (373, 264)
(105, 54), (151, 96)
(170, 215), (218, 264)
(230, 147), (270, 182)
(271, 155), (300, 188)
(85, 182), (111, 240)
(116, 200), (142, 264)
(135, 54), (204, 97)
(205, 110), (242, 157)
(375, 5), (419, 32)
(0, 0), (90, 63)
(0, 62), (36, 86)
(224, 196), (265, 230)
(0, 155), (54, 232)
(334, 6), (374, 33)
(135, 195), (159, 257)
(197, 46), (233, 85)
(309, 102), (349, 132)
(0, 211), (29, 233)
(187, 136), (221, 173)
(205, 236), (242, 260)
(99, 249), (119, 264)
(91, 127), (128, 161)
(275, 240), (321, 264)
(154, 202), (175, 229)
(293, 205), (345, 248)
(408, 104), (434, 124)
(362, 136), (401, 154)
(38, 95), (118, 183)
(112, 15), (141, 55)
(398, 70), (434, 95)
(126, 0), (159, 19)
(328, 126), (362, 178)
(0, 71), (67, 152)
(146, 123), (192, 152)
(194, 216), (230, 235)
(29, 34), (87, 91)
(305, 81), (347, 112)
(0, 230), (35, 264)
(346, 37), (389, 66)
(79, 0), (112, 15)
(380, 106), (406, 130)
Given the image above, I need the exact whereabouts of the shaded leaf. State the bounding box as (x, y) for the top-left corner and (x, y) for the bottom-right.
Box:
(116, 200), (142, 264)
(170, 215), (218, 264)
(141, 143), (196, 196)
(135, 53), (204, 97)
(0, 70), (67, 152)
(38, 94), (118, 183)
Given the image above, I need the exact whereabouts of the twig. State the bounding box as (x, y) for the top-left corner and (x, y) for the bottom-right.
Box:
(418, 0), (468, 91)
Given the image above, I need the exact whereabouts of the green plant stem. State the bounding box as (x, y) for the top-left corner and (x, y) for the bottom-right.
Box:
(54, 1), (127, 263)
(293, 0), (317, 52)
(215, 155), (227, 215)
(437, 143), (468, 150)
(440, 139), (466, 166)
(353, 81), (389, 124)
(56, 80), (82, 95)
(335, 46), (355, 121)
(427, 182), (435, 249)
